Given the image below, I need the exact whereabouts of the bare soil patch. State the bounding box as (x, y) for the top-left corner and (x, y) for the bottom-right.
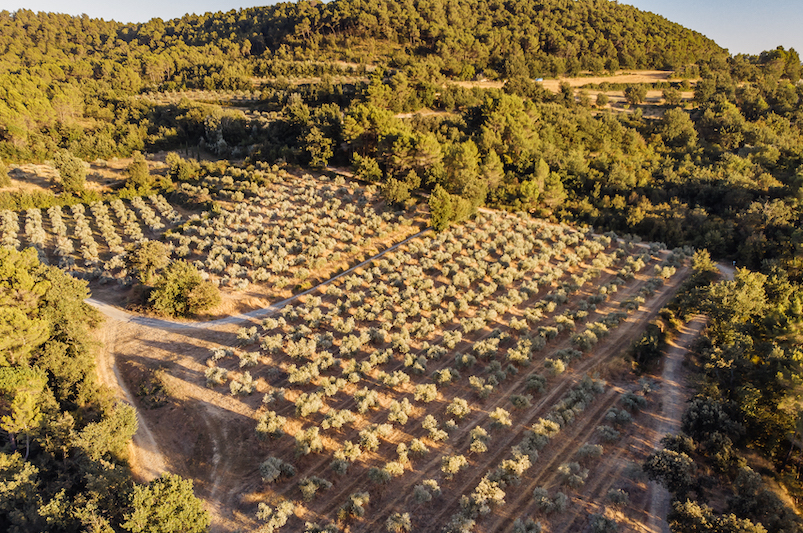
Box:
(451, 70), (680, 92)
(2, 156), (167, 196)
(450, 70), (697, 116)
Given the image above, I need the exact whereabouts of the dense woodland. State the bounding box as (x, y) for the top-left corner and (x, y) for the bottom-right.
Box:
(1, 0), (803, 531)
(0, 247), (209, 532)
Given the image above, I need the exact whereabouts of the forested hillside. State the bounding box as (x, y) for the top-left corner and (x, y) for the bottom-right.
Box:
(1, 1), (803, 531)
(0, 247), (209, 531)
(0, 0), (725, 162)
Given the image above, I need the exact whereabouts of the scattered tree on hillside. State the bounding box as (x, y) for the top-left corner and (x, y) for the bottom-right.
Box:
(624, 85), (648, 105)
(126, 240), (169, 284)
(53, 149), (86, 194)
(126, 151), (153, 190)
(149, 260), (221, 317)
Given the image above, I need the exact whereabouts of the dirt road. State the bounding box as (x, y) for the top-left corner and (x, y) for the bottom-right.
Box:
(86, 227), (431, 330)
(645, 316), (706, 532)
(95, 321), (167, 481)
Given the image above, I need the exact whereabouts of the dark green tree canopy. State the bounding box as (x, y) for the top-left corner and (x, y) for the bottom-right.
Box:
(122, 473), (210, 533)
(149, 260), (221, 317)
(126, 241), (170, 285)
(53, 149), (86, 194)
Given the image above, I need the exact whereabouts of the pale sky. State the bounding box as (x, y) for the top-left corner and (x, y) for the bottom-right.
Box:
(0, 1), (801, 56)
(625, 0), (803, 56)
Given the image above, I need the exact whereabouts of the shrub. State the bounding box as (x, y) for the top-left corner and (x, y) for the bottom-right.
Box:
(607, 488), (629, 507)
(526, 373), (547, 393)
(491, 450), (532, 485)
(455, 352), (477, 369)
(577, 443), (603, 461)
(597, 425), (621, 442)
(532, 487), (568, 514)
(295, 392), (325, 418)
(443, 514), (476, 533)
(337, 492), (370, 521)
(299, 476), (332, 501)
(422, 414), (448, 441)
(409, 438), (429, 456)
(229, 371), (255, 395)
(490, 407), (512, 428)
(260, 456), (296, 483)
(304, 522), (339, 533)
(447, 397), (471, 419)
(255, 500), (295, 533)
(295, 426), (324, 456)
(571, 329), (598, 351)
(621, 391), (648, 411)
(507, 338), (533, 365)
(354, 387), (380, 413)
(512, 517), (542, 533)
(510, 394), (533, 409)
(487, 361), (507, 382)
(204, 367), (228, 387)
(149, 260), (220, 317)
(368, 466), (391, 484)
(256, 410), (287, 440)
(544, 358), (565, 376)
(470, 426), (491, 453)
(605, 408), (633, 427)
(463, 475), (507, 517)
(443, 330), (463, 349)
(558, 462), (588, 488)
(432, 367), (460, 385)
(415, 383), (438, 402)
(414, 484), (433, 503)
(383, 460), (405, 478)
(387, 398), (413, 425)
(386, 512), (412, 533)
(414, 479), (441, 503)
(330, 459), (349, 475)
(237, 326), (259, 345)
(469, 376), (493, 398)
(553, 492), (569, 513)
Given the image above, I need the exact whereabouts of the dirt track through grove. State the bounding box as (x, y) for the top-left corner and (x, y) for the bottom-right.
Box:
(646, 316), (706, 533)
(95, 321), (167, 480)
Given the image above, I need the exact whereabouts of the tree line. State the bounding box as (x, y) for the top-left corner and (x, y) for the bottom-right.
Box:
(643, 252), (803, 532)
(0, 246), (209, 532)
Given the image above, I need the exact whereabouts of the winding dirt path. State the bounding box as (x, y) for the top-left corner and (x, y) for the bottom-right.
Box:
(95, 321), (167, 481)
(645, 315), (706, 533)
